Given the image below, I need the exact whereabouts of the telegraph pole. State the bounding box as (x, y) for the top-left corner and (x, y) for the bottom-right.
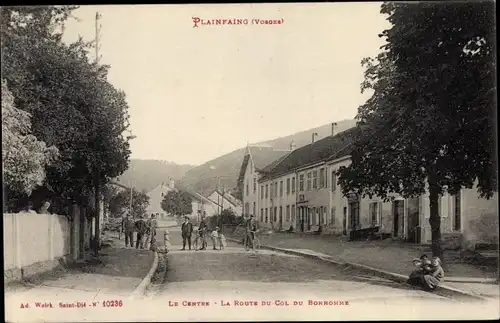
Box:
(93, 11), (103, 254)
(95, 12), (102, 64)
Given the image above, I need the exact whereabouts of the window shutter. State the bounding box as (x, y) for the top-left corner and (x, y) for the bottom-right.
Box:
(378, 202), (382, 225)
(424, 197), (430, 219)
(441, 195), (449, 218)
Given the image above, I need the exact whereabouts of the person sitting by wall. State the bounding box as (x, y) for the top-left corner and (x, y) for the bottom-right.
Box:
(39, 200), (51, 214)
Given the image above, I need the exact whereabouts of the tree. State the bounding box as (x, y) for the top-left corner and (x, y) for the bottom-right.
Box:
(337, 2), (496, 260)
(108, 188), (150, 218)
(1, 6), (132, 215)
(2, 79), (59, 197)
(161, 190), (193, 217)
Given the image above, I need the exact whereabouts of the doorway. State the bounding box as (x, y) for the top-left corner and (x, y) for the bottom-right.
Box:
(307, 207), (312, 231)
(392, 200), (405, 238)
(279, 206), (283, 230)
(406, 198), (420, 243)
(349, 202), (360, 230)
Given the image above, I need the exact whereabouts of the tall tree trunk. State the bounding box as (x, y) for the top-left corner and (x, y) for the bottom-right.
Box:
(428, 178), (443, 261)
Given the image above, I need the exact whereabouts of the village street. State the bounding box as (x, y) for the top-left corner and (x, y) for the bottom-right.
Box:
(138, 224), (499, 321)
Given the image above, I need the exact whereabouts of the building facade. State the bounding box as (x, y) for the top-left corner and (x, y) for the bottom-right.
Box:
(238, 145), (290, 218)
(246, 127), (498, 249)
(146, 180), (176, 218)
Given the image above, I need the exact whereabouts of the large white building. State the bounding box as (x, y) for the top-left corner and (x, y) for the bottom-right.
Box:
(239, 128), (498, 250)
(146, 180), (176, 217)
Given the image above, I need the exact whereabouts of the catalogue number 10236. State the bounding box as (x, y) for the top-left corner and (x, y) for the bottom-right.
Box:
(102, 300), (123, 307)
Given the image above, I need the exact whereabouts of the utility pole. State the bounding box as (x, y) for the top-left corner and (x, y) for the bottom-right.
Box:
(95, 12), (102, 64)
(93, 11), (103, 254)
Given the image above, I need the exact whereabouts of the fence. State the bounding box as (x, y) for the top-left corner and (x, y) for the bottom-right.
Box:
(3, 213), (71, 271)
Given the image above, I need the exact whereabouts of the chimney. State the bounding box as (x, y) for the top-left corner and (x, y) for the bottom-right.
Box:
(289, 140), (297, 151)
(312, 132), (318, 144)
(331, 122), (337, 136)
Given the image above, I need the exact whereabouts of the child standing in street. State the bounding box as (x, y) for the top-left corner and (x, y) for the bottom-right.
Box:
(217, 227), (226, 250)
(210, 227), (219, 250)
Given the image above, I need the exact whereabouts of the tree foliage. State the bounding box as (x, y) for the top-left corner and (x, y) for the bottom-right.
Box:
(161, 190), (193, 216)
(1, 6), (132, 210)
(337, 2), (496, 258)
(108, 188), (150, 218)
(2, 79), (59, 195)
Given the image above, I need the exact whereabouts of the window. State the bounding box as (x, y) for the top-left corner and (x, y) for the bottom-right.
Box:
(270, 183), (274, 198)
(280, 181), (283, 196)
(291, 205), (296, 223)
(253, 178), (256, 193)
(299, 174), (304, 191)
(260, 208), (263, 222)
(265, 184), (269, 198)
(369, 202), (381, 226)
(319, 168), (325, 188)
(313, 170), (318, 189)
(454, 192), (461, 231)
(331, 206), (336, 224)
(253, 202), (256, 216)
(246, 181), (249, 196)
(265, 208), (268, 223)
(286, 178), (290, 195)
(279, 206), (283, 222)
(286, 205), (290, 221)
(312, 207), (317, 225)
(261, 185), (264, 199)
(274, 182), (278, 197)
(323, 206), (327, 225)
(331, 171), (337, 192)
(292, 177), (296, 193)
(307, 172), (312, 191)
(274, 207), (277, 222)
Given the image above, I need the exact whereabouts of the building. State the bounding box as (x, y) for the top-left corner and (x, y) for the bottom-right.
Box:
(237, 144), (291, 218)
(247, 126), (498, 249)
(206, 190), (243, 216)
(258, 128), (355, 232)
(183, 191), (218, 223)
(146, 180), (176, 218)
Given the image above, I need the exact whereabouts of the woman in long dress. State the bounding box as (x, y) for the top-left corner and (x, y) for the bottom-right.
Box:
(421, 257), (445, 290)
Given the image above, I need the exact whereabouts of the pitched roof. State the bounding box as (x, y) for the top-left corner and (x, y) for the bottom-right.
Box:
(207, 190), (242, 207)
(237, 146), (290, 184)
(259, 127), (357, 182)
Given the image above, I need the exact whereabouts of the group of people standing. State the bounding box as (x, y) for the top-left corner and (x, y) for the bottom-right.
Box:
(180, 215), (226, 250)
(121, 213), (158, 250)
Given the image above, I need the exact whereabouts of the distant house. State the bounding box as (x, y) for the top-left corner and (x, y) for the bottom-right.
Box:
(183, 191), (218, 222)
(146, 180), (176, 217)
(237, 144), (291, 218)
(206, 190), (243, 217)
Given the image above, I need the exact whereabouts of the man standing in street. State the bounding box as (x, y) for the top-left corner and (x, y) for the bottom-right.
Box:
(135, 215), (148, 249)
(198, 214), (208, 250)
(181, 216), (193, 250)
(123, 214), (135, 248)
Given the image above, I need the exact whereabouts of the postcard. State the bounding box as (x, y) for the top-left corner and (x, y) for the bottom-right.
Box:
(2, 2), (498, 322)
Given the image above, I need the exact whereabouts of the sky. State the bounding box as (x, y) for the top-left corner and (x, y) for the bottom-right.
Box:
(62, 3), (390, 166)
